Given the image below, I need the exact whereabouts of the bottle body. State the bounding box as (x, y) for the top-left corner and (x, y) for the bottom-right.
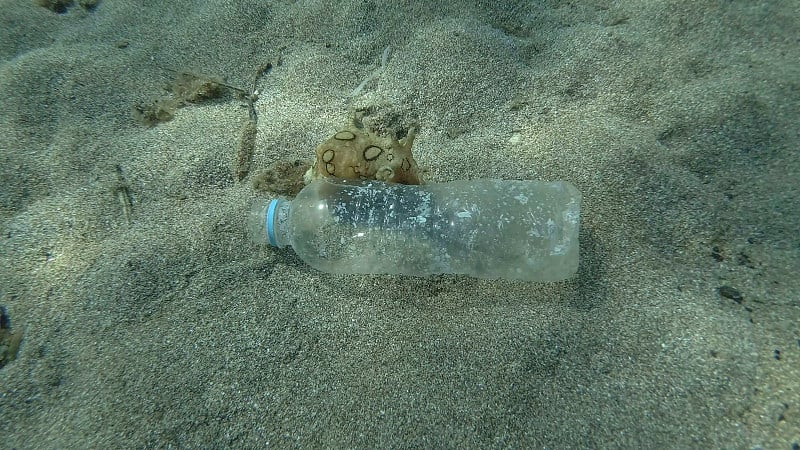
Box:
(249, 178), (581, 281)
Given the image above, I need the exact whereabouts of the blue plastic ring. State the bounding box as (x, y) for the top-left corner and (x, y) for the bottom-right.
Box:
(266, 199), (278, 246)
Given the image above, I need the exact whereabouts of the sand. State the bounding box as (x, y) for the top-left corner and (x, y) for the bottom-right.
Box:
(1, 0), (798, 447)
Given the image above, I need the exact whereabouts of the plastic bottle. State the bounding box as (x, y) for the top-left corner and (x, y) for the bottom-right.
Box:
(249, 178), (581, 281)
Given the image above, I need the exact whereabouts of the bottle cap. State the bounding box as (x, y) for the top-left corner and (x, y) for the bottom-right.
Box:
(266, 199), (279, 247)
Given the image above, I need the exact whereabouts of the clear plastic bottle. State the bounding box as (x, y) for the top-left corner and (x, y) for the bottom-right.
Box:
(249, 178), (581, 281)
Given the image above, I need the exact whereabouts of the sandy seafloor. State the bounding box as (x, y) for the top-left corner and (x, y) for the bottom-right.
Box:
(0, 0), (798, 448)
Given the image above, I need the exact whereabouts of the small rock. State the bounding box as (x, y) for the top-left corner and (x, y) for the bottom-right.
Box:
(718, 285), (744, 303)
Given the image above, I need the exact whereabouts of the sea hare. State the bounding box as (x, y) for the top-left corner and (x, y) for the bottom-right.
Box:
(305, 124), (422, 185)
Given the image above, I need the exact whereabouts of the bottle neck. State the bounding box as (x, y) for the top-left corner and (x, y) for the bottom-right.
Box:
(266, 199), (292, 248)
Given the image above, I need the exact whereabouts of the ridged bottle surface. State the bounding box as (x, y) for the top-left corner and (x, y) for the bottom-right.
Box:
(252, 178), (581, 281)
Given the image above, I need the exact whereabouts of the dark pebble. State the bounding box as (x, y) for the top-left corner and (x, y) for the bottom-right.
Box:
(718, 285), (743, 303)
